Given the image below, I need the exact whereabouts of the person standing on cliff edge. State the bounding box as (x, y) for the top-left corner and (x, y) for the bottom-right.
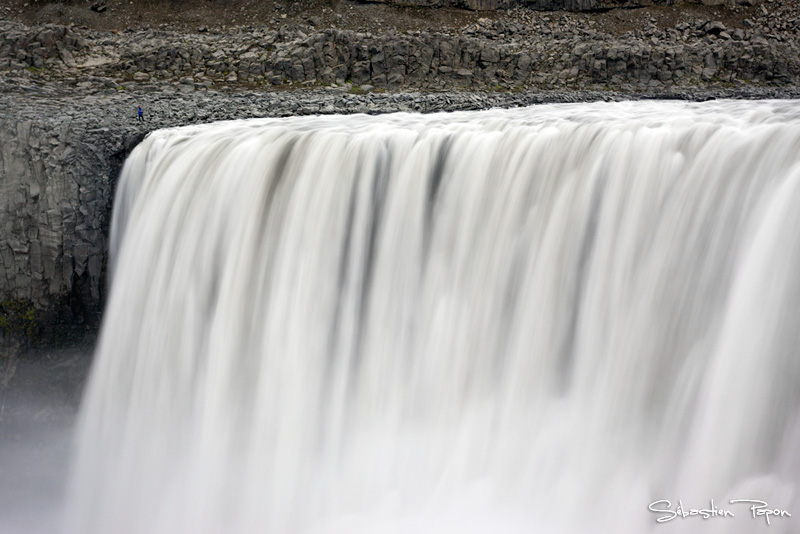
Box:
(137, 105), (144, 122)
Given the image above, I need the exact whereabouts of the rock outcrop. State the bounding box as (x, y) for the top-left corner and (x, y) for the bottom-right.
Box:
(2, 9), (799, 95)
(3, 0), (799, 93)
(361, 0), (760, 11)
(0, 108), (142, 321)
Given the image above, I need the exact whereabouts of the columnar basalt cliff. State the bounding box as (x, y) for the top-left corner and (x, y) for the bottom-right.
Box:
(3, 9), (799, 93)
(0, 113), (140, 322)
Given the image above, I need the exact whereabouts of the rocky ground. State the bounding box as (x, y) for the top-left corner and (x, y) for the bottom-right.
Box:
(0, 0), (783, 35)
(6, 0), (483, 34)
(2, 0), (800, 95)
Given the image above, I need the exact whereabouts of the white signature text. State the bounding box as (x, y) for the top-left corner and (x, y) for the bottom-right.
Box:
(649, 499), (792, 525)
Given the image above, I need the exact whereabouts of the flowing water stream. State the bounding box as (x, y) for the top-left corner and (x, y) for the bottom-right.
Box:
(66, 100), (800, 534)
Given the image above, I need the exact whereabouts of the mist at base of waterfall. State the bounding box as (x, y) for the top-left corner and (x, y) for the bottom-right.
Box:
(66, 101), (800, 534)
(0, 348), (91, 534)
(0, 427), (70, 534)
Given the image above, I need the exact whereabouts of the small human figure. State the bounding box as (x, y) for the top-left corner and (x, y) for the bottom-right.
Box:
(137, 105), (144, 122)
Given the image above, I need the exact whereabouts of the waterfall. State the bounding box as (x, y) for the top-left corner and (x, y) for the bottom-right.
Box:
(67, 100), (800, 534)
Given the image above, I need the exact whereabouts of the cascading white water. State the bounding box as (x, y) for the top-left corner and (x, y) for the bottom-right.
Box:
(67, 101), (800, 534)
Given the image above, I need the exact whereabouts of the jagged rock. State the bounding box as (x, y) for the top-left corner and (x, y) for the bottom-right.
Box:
(704, 21), (727, 36)
(360, 0), (760, 10)
(362, 0), (510, 10)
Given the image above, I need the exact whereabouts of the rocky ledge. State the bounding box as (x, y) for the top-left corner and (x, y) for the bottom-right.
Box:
(2, 0), (800, 94)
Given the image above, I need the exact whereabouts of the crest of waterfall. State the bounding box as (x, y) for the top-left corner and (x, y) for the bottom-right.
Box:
(68, 101), (800, 534)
